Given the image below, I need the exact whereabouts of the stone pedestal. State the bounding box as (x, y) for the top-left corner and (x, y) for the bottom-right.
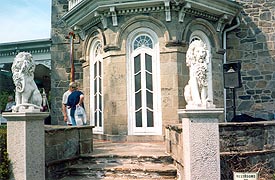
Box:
(178, 108), (223, 180)
(3, 112), (49, 180)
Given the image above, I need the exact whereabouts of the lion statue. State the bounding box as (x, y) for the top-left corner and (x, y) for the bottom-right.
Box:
(184, 39), (210, 108)
(11, 52), (42, 112)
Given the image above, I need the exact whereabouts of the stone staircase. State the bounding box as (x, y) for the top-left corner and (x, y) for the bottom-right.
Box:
(57, 140), (178, 180)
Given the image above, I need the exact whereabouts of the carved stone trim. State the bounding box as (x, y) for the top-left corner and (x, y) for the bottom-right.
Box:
(103, 45), (120, 52)
(165, 40), (186, 47)
(110, 7), (118, 26)
(94, 11), (107, 29)
(82, 17), (102, 32)
(74, 25), (86, 40)
(179, 2), (191, 23)
(164, 1), (171, 22)
(217, 14), (232, 32)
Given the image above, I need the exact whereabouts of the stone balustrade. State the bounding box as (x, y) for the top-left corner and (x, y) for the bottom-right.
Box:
(68, 0), (83, 10)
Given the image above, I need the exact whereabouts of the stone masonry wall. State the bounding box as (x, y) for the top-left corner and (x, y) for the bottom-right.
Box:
(51, 0), (83, 125)
(165, 122), (275, 179)
(45, 125), (93, 179)
(226, 0), (275, 120)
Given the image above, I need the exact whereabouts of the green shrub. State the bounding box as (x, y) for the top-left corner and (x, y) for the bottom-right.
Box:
(0, 91), (11, 112)
(0, 127), (11, 179)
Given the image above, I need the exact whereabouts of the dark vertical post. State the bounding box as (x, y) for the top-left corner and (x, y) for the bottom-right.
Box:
(232, 88), (236, 118)
(69, 32), (75, 82)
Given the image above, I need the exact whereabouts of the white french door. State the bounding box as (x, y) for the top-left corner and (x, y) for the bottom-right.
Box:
(128, 33), (162, 135)
(90, 42), (103, 134)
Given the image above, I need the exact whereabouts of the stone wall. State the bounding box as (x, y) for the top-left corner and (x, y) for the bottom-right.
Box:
(45, 125), (93, 179)
(165, 121), (275, 179)
(51, 0), (83, 125)
(226, 0), (275, 120)
(220, 121), (275, 179)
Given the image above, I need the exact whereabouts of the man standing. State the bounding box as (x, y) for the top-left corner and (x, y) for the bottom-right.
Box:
(62, 82), (77, 125)
(67, 83), (84, 126)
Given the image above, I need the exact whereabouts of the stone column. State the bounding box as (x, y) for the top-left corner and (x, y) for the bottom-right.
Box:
(178, 108), (223, 180)
(3, 112), (49, 180)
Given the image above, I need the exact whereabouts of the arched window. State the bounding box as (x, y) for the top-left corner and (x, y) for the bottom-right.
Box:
(90, 40), (103, 134)
(127, 29), (162, 135)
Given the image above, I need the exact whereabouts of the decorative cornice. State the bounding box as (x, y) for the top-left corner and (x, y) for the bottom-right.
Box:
(0, 39), (52, 69)
(61, 0), (242, 34)
(0, 48), (50, 57)
(102, 5), (165, 17)
(184, 8), (219, 21)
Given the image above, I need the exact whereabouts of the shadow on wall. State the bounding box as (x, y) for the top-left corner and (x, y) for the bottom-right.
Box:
(226, 7), (275, 121)
(231, 114), (267, 122)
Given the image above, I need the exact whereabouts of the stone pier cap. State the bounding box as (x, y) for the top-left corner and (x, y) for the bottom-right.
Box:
(3, 112), (49, 120)
(178, 108), (224, 120)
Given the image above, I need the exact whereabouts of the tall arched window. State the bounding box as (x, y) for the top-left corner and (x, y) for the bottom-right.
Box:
(90, 40), (103, 134)
(127, 28), (162, 135)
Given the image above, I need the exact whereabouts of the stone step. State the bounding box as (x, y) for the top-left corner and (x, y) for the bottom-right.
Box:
(58, 156), (177, 179)
(79, 155), (174, 164)
(51, 140), (178, 180)
(59, 176), (177, 180)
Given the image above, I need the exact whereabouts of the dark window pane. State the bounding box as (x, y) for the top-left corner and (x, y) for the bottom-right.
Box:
(146, 73), (152, 90)
(94, 62), (97, 77)
(145, 54), (152, 72)
(94, 78), (97, 93)
(94, 112), (97, 126)
(134, 55), (141, 73)
(135, 110), (142, 127)
(99, 78), (102, 92)
(99, 95), (102, 110)
(146, 91), (153, 109)
(135, 73), (141, 91)
(135, 91), (142, 110)
(147, 110), (154, 127)
(99, 61), (102, 76)
(94, 95), (97, 109)
(99, 111), (102, 127)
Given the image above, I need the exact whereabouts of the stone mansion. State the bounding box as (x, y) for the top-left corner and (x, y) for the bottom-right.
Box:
(3, 0), (274, 140)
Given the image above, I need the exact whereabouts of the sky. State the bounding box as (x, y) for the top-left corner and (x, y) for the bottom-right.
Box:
(0, 0), (51, 43)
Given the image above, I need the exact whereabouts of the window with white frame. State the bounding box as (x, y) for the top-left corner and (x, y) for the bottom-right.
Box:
(90, 41), (103, 133)
(127, 29), (162, 135)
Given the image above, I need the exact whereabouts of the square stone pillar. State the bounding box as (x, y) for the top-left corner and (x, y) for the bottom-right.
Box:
(3, 112), (49, 180)
(178, 108), (223, 180)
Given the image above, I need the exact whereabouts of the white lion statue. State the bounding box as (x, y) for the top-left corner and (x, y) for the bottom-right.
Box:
(11, 52), (42, 112)
(184, 40), (211, 108)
